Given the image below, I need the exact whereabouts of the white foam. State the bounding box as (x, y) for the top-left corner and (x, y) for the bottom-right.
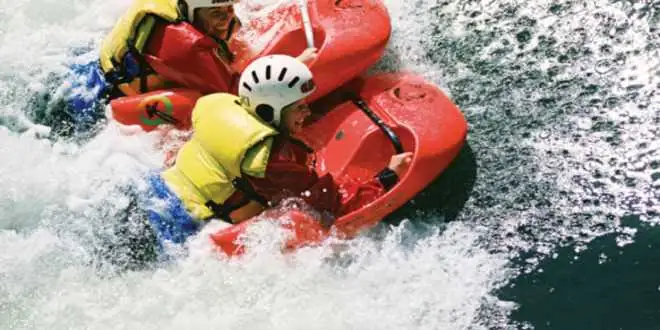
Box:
(3, 0), (656, 328)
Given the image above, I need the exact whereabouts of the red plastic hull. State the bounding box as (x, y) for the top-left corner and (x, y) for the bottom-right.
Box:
(209, 72), (468, 256)
(109, 89), (202, 132)
(230, 0), (391, 103)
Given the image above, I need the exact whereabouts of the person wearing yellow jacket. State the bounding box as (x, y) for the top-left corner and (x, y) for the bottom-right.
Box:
(42, 0), (319, 138)
(98, 0), (243, 98)
(133, 54), (411, 254)
(36, 0), (245, 137)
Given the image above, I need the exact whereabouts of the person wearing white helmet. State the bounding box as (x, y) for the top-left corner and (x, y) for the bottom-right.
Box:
(238, 54), (319, 131)
(96, 0), (247, 98)
(97, 0), (315, 97)
(184, 0), (240, 43)
(127, 54), (411, 252)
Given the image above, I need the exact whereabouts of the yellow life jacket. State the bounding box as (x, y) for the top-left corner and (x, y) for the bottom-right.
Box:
(99, 0), (181, 96)
(161, 93), (278, 220)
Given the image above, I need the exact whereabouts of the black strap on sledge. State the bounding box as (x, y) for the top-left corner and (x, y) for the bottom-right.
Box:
(349, 94), (405, 154)
(144, 102), (179, 125)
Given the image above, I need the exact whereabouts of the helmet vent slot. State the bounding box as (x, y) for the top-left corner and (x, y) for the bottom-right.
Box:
(251, 70), (259, 84)
(288, 76), (300, 88)
(278, 68), (288, 81)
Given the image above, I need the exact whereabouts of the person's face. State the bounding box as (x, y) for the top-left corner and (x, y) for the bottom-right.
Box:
(195, 6), (238, 40)
(281, 101), (311, 134)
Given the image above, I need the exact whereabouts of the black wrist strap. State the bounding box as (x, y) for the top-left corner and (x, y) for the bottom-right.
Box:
(376, 168), (399, 191)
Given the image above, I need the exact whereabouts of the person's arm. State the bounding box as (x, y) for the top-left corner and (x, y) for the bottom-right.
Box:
(323, 152), (413, 216)
(231, 137), (318, 222)
(244, 139), (412, 218)
(296, 47), (318, 66)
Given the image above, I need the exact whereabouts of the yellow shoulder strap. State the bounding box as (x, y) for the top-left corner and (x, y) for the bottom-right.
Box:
(99, 0), (181, 73)
(133, 16), (157, 54)
(240, 137), (274, 178)
(192, 93), (278, 178)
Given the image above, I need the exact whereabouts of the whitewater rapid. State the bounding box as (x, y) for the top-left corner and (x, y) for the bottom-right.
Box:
(0, 1), (513, 329)
(1, 0), (658, 329)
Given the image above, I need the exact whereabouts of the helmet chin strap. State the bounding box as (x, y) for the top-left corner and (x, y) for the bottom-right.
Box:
(223, 17), (239, 41)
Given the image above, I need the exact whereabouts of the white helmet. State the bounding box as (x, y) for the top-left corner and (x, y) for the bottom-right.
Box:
(182, 0), (238, 24)
(238, 55), (316, 127)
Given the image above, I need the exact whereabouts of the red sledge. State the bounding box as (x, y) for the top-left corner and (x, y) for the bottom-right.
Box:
(229, 0), (391, 102)
(110, 0), (391, 132)
(107, 0), (467, 255)
(209, 72), (468, 256)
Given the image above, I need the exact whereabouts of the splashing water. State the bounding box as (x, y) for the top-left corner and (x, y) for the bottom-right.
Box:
(0, 0), (515, 329)
(1, 0), (658, 328)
